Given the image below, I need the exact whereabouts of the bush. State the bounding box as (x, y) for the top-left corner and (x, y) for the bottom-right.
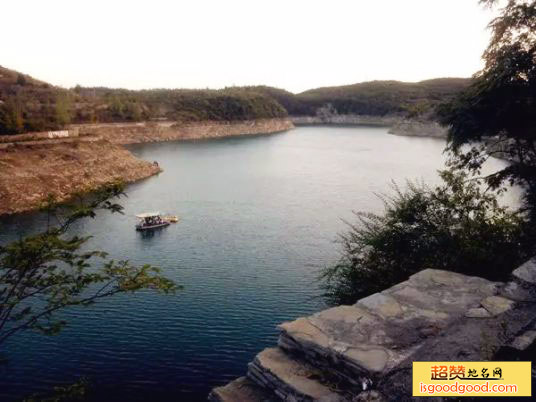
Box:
(320, 169), (535, 306)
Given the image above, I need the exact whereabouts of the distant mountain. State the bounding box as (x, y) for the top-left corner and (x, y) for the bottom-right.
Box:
(0, 65), (470, 135)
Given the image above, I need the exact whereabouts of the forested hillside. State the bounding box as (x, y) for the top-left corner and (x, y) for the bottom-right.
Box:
(0, 66), (288, 135)
(0, 65), (470, 135)
(71, 86), (288, 124)
(292, 78), (471, 117)
(0, 66), (72, 134)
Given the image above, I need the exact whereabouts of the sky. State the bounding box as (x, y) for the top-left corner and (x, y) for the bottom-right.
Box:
(1, 0), (498, 93)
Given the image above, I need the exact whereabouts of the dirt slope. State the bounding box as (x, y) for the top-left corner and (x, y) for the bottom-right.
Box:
(0, 137), (160, 215)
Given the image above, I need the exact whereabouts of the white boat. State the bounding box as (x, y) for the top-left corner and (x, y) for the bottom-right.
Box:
(163, 215), (179, 223)
(135, 212), (170, 231)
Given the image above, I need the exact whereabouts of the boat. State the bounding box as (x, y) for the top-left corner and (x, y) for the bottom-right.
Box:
(135, 212), (171, 231)
(163, 215), (179, 223)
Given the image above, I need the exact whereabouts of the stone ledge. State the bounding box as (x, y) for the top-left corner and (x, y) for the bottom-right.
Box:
(512, 258), (536, 285)
(480, 295), (515, 316)
(248, 347), (351, 401)
(208, 376), (277, 402)
(278, 269), (502, 383)
(510, 329), (536, 351)
(210, 261), (536, 401)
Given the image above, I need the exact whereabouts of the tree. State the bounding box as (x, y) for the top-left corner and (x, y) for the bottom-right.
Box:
(124, 101), (142, 121)
(0, 99), (24, 134)
(108, 96), (125, 120)
(321, 168), (533, 306)
(55, 94), (72, 127)
(0, 183), (177, 347)
(438, 0), (536, 218)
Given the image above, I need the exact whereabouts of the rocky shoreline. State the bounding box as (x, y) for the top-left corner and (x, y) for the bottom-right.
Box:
(0, 136), (160, 216)
(0, 118), (294, 216)
(290, 115), (448, 138)
(388, 119), (447, 138)
(290, 114), (400, 127)
(72, 118), (295, 145)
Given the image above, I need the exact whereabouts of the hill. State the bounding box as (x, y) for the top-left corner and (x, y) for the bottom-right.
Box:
(293, 78), (471, 117)
(0, 66), (72, 134)
(71, 86), (288, 125)
(0, 65), (470, 135)
(0, 66), (288, 135)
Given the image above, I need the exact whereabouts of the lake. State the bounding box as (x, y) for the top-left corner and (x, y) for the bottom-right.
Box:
(0, 126), (516, 401)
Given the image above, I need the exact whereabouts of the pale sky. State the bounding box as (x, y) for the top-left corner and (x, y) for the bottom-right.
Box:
(1, 0), (496, 93)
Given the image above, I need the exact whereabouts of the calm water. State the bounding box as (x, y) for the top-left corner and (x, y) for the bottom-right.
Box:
(0, 126), (515, 401)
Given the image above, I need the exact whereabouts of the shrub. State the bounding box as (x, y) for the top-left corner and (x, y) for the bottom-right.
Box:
(320, 168), (535, 306)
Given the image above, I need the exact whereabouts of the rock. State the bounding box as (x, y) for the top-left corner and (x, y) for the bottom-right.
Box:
(74, 118), (295, 145)
(278, 269), (503, 385)
(500, 280), (536, 302)
(512, 258), (536, 285)
(510, 330), (536, 351)
(208, 377), (277, 402)
(390, 270), (499, 314)
(480, 296), (515, 316)
(388, 120), (448, 138)
(248, 347), (350, 401)
(343, 348), (389, 373)
(465, 308), (492, 318)
(290, 114), (400, 127)
(354, 390), (386, 402)
(357, 293), (403, 319)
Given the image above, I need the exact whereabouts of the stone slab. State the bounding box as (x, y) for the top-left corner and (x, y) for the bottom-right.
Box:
(510, 330), (536, 351)
(500, 280), (536, 302)
(465, 307), (492, 318)
(279, 269), (502, 380)
(480, 296), (515, 316)
(208, 376), (277, 402)
(248, 347), (348, 401)
(512, 258), (536, 285)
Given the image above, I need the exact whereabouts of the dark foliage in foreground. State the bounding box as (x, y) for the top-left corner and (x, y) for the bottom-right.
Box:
(321, 169), (534, 306)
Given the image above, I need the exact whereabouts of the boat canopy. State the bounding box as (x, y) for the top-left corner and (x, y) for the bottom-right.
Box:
(136, 212), (161, 219)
